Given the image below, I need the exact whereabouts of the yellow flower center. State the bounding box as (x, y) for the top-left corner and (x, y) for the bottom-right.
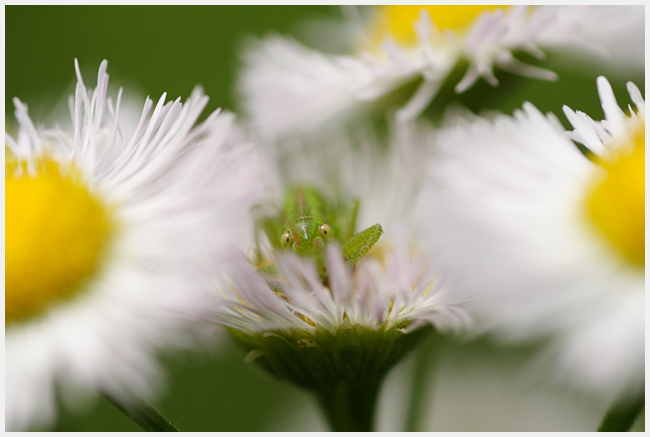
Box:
(6, 156), (115, 325)
(585, 121), (645, 268)
(363, 5), (505, 48)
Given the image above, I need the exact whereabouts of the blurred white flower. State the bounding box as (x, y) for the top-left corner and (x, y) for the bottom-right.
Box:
(554, 6), (645, 76)
(238, 5), (643, 142)
(5, 60), (263, 431)
(413, 76), (644, 403)
(216, 121), (468, 336)
(209, 120), (470, 431)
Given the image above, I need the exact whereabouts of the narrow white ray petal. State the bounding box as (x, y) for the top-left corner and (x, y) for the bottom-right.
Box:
(562, 106), (607, 154)
(626, 81), (645, 112)
(597, 76), (626, 138)
(496, 56), (558, 81)
(396, 79), (441, 121)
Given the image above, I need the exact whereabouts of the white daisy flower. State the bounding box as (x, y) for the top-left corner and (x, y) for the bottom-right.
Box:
(5, 60), (263, 431)
(219, 120), (468, 334)
(238, 5), (643, 142)
(413, 76), (644, 405)
(211, 122), (468, 431)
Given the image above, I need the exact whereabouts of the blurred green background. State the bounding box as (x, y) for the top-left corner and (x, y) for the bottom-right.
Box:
(6, 6), (644, 126)
(6, 6), (644, 432)
(6, 6), (339, 120)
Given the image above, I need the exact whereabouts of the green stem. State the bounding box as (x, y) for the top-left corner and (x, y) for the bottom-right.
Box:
(102, 392), (179, 432)
(315, 378), (382, 432)
(598, 391), (644, 432)
(404, 331), (440, 432)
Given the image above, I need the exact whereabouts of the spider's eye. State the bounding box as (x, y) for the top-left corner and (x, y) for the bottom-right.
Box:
(319, 223), (333, 242)
(280, 230), (294, 248)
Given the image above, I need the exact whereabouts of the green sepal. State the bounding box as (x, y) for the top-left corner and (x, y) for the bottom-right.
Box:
(229, 324), (430, 431)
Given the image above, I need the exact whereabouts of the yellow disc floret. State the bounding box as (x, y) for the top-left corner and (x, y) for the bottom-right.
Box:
(6, 156), (115, 324)
(586, 122), (645, 268)
(364, 5), (505, 48)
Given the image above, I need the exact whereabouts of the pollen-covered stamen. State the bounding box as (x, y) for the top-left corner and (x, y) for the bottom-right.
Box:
(586, 122), (644, 268)
(6, 156), (115, 324)
(363, 5), (505, 48)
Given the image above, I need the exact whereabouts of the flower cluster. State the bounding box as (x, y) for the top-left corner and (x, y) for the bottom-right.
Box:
(7, 5), (644, 432)
(233, 5), (643, 430)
